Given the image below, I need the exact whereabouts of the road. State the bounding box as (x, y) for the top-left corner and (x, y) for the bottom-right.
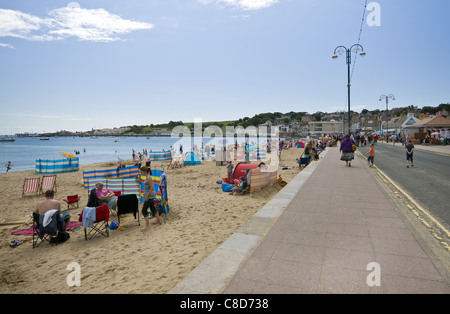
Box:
(357, 143), (450, 230)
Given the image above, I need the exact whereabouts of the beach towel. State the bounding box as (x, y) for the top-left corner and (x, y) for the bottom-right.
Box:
(81, 207), (97, 228)
(11, 221), (83, 236)
(43, 209), (58, 227)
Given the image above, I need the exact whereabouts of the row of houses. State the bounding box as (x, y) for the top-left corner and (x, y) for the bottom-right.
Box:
(270, 110), (450, 139)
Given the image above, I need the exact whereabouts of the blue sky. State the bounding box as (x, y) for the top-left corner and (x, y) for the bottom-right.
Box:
(0, 0), (449, 134)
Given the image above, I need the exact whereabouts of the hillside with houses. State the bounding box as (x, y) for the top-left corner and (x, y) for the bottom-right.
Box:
(13, 104), (450, 143)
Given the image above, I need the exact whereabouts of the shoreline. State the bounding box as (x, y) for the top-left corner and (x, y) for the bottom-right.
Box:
(0, 147), (304, 294)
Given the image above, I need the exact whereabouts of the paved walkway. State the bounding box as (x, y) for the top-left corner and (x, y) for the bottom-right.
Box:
(170, 147), (450, 294)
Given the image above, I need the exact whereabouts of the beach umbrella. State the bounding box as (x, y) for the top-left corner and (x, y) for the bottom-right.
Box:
(60, 152), (76, 159)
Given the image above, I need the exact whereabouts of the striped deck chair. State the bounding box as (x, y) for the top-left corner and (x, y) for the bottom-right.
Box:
(166, 156), (178, 169)
(168, 155), (182, 169)
(40, 175), (57, 194)
(176, 154), (186, 168)
(23, 178), (40, 197)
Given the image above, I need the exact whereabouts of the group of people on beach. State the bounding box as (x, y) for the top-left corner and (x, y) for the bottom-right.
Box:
(226, 160), (250, 195)
(95, 165), (163, 231)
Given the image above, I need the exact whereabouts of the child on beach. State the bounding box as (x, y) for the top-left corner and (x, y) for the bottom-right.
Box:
(230, 177), (247, 195)
(226, 160), (234, 183)
(5, 161), (13, 173)
(365, 144), (375, 167)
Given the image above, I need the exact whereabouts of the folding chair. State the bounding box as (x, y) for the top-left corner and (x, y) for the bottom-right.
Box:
(298, 157), (311, 169)
(80, 205), (110, 240)
(117, 194), (140, 226)
(40, 175), (57, 194)
(32, 212), (50, 248)
(32, 211), (67, 248)
(23, 178), (40, 197)
(63, 195), (81, 209)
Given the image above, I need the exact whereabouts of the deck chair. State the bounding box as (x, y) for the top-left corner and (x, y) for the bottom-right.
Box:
(23, 178), (40, 197)
(117, 194), (140, 226)
(80, 205), (110, 240)
(167, 156), (178, 169)
(176, 155), (186, 168)
(63, 195), (81, 209)
(40, 175), (57, 194)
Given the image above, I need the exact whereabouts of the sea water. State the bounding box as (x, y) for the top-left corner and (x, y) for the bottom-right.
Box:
(0, 135), (271, 173)
(0, 136), (181, 172)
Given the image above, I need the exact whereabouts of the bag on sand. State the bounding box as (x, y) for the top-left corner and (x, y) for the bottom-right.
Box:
(50, 231), (70, 245)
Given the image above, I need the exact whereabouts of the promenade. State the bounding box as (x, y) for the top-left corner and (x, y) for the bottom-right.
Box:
(170, 146), (450, 294)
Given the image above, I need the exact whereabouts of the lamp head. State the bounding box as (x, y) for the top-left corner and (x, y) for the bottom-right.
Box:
(332, 54), (338, 59)
(359, 51), (366, 57)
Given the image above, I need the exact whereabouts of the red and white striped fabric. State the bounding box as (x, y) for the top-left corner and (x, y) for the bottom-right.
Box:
(41, 175), (56, 191)
(23, 178), (39, 194)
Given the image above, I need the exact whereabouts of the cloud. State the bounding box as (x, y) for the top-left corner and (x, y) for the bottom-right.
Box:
(0, 42), (14, 48)
(0, 2), (154, 45)
(201, 0), (280, 11)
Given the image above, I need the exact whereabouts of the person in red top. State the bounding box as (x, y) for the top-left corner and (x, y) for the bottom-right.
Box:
(365, 143), (375, 167)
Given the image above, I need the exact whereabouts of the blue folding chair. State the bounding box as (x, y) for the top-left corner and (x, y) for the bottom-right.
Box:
(298, 156), (311, 168)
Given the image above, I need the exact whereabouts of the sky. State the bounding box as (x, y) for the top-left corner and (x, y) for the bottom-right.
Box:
(0, 0), (449, 134)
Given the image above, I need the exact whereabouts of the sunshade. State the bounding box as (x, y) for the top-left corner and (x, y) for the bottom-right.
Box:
(60, 152), (76, 159)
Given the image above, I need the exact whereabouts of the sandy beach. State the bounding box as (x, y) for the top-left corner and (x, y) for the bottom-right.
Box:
(0, 146), (304, 294)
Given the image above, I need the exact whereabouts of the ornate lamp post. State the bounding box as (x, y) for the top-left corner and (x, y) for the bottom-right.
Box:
(379, 94), (395, 140)
(332, 44), (366, 135)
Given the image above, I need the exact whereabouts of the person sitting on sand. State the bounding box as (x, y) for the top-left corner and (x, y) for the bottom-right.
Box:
(34, 190), (70, 228)
(301, 147), (315, 162)
(95, 182), (118, 212)
(230, 176), (247, 195)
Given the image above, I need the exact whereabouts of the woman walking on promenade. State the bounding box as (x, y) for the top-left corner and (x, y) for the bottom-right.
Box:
(340, 134), (355, 167)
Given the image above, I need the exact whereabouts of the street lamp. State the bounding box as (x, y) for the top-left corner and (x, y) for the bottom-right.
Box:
(379, 94), (395, 140)
(332, 44), (366, 135)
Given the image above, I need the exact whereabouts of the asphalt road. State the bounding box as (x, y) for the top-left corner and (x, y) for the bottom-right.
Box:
(357, 143), (450, 230)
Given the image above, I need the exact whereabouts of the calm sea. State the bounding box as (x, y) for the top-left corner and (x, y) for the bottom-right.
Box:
(0, 136), (186, 172)
(0, 136), (269, 172)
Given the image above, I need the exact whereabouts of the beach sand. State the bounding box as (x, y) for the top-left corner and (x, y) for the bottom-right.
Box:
(0, 147), (304, 294)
